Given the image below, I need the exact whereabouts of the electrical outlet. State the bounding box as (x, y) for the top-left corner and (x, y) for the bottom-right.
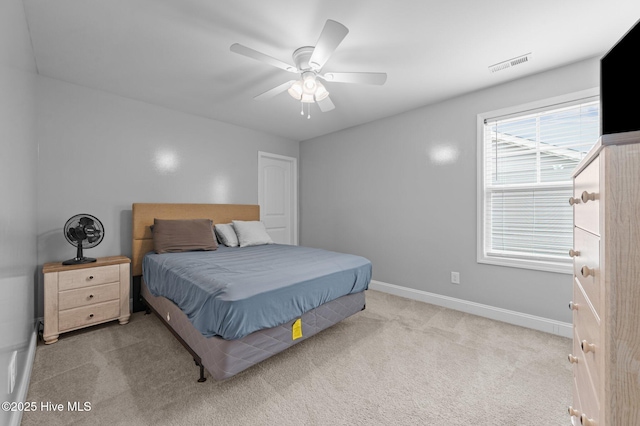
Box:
(8, 351), (16, 394)
(451, 272), (460, 284)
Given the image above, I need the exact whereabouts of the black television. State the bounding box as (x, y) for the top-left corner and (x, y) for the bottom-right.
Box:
(600, 18), (640, 135)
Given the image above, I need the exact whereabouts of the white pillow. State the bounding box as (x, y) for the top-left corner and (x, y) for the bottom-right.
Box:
(232, 220), (274, 247)
(214, 223), (239, 247)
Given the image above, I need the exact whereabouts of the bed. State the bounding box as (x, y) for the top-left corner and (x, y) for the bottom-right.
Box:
(131, 203), (371, 381)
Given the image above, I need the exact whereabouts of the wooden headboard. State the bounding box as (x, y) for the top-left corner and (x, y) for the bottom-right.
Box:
(131, 203), (260, 277)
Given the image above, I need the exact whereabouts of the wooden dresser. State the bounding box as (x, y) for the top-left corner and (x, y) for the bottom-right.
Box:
(568, 131), (640, 425)
(43, 256), (131, 344)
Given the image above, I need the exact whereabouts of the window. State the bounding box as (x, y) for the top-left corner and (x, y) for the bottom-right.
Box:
(477, 91), (599, 273)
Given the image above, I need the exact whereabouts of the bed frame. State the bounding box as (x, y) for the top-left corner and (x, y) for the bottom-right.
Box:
(131, 203), (366, 381)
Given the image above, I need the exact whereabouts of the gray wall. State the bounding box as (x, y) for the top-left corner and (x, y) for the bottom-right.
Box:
(36, 77), (299, 316)
(0, 1), (38, 424)
(300, 58), (600, 323)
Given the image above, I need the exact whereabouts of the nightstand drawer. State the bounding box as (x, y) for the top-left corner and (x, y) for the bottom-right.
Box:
(59, 282), (120, 311)
(59, 300), (120, 331)
(58, 264), (120, 291)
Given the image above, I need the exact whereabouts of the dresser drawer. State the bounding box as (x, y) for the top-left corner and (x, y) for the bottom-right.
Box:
(570, 376), (582, 425)
(58, 264), (120, 291)
(573, 327), (600, 425)
(58, 282), (120, 311)
(573, 280), (601, 390)
(58, 300), (120, 331)
(573, 155), (600, 236)
(573, 228), (601, 317)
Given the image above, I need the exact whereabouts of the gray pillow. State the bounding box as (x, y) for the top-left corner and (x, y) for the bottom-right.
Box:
(214, 223), (239, 247)
(152, 219), (217, 254)
(232, 220), (274, 247)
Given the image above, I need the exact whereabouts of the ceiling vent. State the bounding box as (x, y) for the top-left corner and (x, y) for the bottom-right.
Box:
(489, 53), (532, 73)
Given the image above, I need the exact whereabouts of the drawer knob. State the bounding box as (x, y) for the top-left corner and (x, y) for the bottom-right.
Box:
(581, 191), (597, 203)
(569, 301), (579, 311)
(581, 266), (594, 277)
(581, 340), (595, 354)
(89, 313), (94, 318)
(568, 406), (580, 417)
(580, 413), (596, 426)
(89, 294), (94, 299)
(569, 197), (581, 206)
(569, 249), (580, 258)
(568, 354), (579, 364)
(88, 275), (94, 280)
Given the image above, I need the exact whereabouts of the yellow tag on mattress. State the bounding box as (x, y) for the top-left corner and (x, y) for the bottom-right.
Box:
(292, 318), (302, 340)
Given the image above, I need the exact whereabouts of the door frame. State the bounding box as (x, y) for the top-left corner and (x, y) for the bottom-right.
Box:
(258, 151), (298, 245)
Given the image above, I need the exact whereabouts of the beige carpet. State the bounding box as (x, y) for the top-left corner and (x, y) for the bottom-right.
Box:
(23, 290), (571, 425)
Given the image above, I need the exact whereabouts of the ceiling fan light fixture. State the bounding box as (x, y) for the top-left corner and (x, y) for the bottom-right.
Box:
(304, 79), (316, 90)
(289, 73), (328, 103)
(302, 71), (317, 90)
(287, 80), (303, 100)
(300, 92), (315, 103)
(314, 81), (329, 101)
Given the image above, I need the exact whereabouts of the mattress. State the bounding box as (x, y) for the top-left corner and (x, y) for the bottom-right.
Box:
(142, 244), (372, 340)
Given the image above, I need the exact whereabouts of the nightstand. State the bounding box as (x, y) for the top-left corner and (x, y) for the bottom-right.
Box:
(43, 255), (131, 344)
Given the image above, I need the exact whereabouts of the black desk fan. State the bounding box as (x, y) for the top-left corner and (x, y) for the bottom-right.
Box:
(62, 214), (105, 265)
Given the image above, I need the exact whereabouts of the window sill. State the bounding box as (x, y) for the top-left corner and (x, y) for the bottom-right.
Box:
(477, 255), (573, 274)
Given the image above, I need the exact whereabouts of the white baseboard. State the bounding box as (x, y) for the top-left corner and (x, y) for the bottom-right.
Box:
(369, 280), (572, 338)
(9, 325), (38, 426)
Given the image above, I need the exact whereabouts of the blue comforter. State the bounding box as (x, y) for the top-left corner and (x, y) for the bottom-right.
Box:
(143, 244), (371, 340)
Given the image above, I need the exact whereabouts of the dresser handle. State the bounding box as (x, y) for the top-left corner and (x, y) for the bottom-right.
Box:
(580, 413), (596, 426)
(569, 301), (579, 311)
(88, 294), (94, 299)
(568, 406), (580, 417)
(89, 313), (94, 318)
(88, 275), (94, 280)
(581, 191), (597, 203)
(569, 197), (581, 206)
(568, 354), (579, 364)
(581, 340), (595, 354)
(569, 249), (580, 257)
(581, 266), (594, 277)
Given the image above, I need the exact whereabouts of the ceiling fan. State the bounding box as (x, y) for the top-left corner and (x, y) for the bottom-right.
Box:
(230, 19), (387, 118)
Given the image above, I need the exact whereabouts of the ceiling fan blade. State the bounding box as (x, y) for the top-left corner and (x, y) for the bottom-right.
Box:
(308, 20), (349, 70)
(254, 80), (297, 100)
(317, 96), (335, 112)
(230, 43), (298, 73)
(321, 72), (387, 85)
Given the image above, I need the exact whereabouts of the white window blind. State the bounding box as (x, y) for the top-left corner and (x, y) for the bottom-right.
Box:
(480, 97), (599, 272)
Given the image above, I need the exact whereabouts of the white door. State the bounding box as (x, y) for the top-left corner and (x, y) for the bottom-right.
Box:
(258, 151), (298, 245)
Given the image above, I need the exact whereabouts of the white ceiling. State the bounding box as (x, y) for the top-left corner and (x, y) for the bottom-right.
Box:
(22, 0), (640, 141)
